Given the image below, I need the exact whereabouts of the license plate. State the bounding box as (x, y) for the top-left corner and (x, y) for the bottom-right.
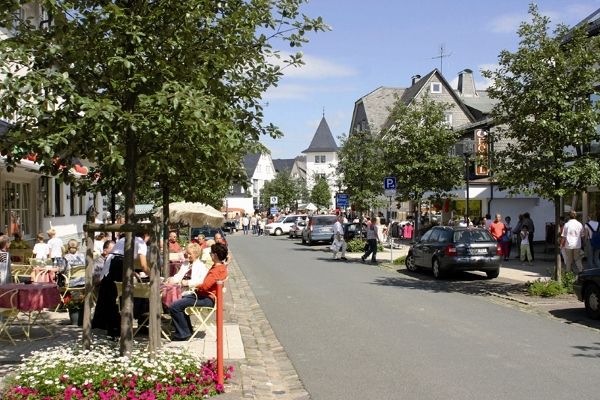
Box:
(471, 248), (487, 255)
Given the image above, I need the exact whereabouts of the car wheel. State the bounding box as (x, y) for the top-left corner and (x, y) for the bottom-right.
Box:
(275, 228), (282, 236)
(486, 268), (500, 279)
(405, 253), (418, 272)
(432, 258), (444, 279)
(584, 284), (600, 319)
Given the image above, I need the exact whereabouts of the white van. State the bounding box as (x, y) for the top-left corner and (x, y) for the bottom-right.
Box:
(265, 215), (307, 236)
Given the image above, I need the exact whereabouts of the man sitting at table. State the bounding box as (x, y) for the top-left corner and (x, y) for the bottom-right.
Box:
(166, 243), (208, 289)
(169, 242), (228, 341)
(168, 231), (182, 253)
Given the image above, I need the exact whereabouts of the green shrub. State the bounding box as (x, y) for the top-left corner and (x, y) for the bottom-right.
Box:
(561, 271), (576, 294)
(527, 279), (565, 297)
(346, 239), (383, 253)
(393, 256), (406, 265)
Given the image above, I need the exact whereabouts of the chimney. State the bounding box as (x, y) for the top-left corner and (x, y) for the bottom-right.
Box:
(457, 69), (477, 97)
(411, 74), (421, 85)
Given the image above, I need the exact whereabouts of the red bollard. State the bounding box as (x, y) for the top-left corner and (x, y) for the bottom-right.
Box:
(216, 280), (224, 386)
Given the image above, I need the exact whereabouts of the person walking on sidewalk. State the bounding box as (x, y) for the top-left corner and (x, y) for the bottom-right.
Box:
(361, 217), (382, 264)
(522, 212), (535, 260)
(520, 226), (533, 265)
(584, 211), (600, 269)
(561, 210), (584, 274)
(242, 214), (250, 235)
(489, 214), (508, 260)
(332, 215), (348, 261)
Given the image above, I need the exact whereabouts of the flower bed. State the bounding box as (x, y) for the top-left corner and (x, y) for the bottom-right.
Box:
(1, 339), (233, 399)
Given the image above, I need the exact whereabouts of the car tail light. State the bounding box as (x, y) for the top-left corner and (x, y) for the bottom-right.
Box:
(444, 244), (457, 256)
(496, 244), (502, 256)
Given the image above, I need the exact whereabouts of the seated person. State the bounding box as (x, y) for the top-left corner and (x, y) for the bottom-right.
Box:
(93, 240), (115, 286)
(166, 243), (208, 289)
(169, 242), (228, 341)
(64, 239), (86, 267)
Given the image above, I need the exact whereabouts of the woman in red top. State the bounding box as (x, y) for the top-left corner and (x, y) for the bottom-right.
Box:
(169, 242), (228, 341)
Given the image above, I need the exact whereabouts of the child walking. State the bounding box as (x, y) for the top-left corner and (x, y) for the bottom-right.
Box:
(520, 226), (533, 265)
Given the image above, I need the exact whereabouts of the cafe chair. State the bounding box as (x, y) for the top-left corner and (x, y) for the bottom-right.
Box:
(11, 264), (32, 283)
(0, 289), (20, 345)
(184, 276), (228, 341)
(56, 266), (86, 312)
(115, 281), (171, 339)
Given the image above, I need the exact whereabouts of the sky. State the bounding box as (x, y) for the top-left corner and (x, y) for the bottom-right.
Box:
(260, 0), (600, 160)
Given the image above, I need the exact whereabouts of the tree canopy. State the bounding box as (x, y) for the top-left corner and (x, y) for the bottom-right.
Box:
(382, 93), (463, 228)
(336, 129), (386, 214)
(260, 169), (305, 211)
(310, 176), (331, 211)
(482, 4), (600, 280)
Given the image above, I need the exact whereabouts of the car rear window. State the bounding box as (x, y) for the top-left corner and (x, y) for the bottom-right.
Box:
(311, 216), (337, 226)
(454, 229), (494, 243)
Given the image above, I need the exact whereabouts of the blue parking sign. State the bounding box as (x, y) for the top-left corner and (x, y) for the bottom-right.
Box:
(270, 207), (278, 215)
(384, 177), (397, 190)
(336, 193), (349, 208)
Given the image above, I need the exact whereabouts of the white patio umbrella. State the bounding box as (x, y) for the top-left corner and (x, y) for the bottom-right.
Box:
(154, 201), (224, 227)
(305, 202), (318, 211)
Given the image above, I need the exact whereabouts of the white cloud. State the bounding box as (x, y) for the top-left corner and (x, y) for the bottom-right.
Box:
(490, 3), (599, 34)
(270, 52), (358, 80)
(264, 82), (354, 101)
(490, 14), (525, 33)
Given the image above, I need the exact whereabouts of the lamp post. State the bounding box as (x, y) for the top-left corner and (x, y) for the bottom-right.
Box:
(455, 140), (474, 224)
(461, 140), (474, 224)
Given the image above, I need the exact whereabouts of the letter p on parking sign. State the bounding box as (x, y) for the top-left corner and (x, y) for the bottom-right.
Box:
(384, 177), (396, 190)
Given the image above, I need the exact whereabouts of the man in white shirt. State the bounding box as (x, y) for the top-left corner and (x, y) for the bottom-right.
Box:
(332, 215), (347, 261)
(561, 210), (584, 274)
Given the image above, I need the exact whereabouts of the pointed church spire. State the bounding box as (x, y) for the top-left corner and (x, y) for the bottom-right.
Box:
(301, 115), (339, 153)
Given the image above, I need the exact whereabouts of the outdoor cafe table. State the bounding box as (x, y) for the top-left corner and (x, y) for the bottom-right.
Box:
(0, 282), (60, 339)
(161, 283), (182, 308)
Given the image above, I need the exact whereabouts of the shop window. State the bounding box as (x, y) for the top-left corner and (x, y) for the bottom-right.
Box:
(3, 182), (31, 236)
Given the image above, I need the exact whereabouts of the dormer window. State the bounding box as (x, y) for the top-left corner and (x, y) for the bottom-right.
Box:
(431, 82), (442, 94)
(314, 155), (326, 163)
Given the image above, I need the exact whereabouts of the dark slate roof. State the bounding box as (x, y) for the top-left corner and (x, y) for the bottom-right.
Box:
(272, 158), (295, 173)
(394, 69), (476, 123)
(399, 70), (436, 105)
(302, 117), (338, 153)
(242, 153), (261, 177)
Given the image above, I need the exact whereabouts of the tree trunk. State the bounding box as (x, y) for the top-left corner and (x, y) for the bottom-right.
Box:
(148, 223), (162, 353)
(162, 185), (170, 277)
(554, 196), (563, 282)
(120, 136), (137, 356)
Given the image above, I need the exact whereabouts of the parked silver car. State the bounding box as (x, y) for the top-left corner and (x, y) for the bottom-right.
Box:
(302, 215), (338, 245)
(288, 220), (307, 238)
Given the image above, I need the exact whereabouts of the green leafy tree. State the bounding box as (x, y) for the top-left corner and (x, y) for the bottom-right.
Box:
(310, 176), (331, 211)
(0, 0), (327, 354)
(482, 4), (600, 281)
(260, 170), (302, 211)
(382, 94), (462, 234)
(336, 130), (387, 216)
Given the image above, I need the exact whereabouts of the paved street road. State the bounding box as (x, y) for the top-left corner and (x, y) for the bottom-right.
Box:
(228, 234), (600, 400)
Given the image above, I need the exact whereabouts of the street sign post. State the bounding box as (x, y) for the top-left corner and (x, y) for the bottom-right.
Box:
(336, 193), (349, 209)
(383, 177), (397, 262)
(270, 196), (278, 205)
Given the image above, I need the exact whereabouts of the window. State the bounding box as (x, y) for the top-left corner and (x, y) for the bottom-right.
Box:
(420, 230), (433, 242)
(444, 112), (453, 127)
(320, 155), (326, 163)
(3, 182), (31, 236)
(431, 82), (442, 94)
(54, 180), (63, 216)
(70, 186), (76, 216)
(429, 229), (441, 243)
(41, 177), (51, 217)
(314, 155), (320, 163)
(78, 194), (85, 215)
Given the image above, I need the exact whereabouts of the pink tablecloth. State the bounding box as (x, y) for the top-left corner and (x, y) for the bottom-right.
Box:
(161, 284), (182, 308)
(0, 283), (60, 312)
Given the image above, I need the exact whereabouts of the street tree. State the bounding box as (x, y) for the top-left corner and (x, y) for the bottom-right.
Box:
(0, 0), (327, 354)
(310, 176), (331, 211)
(336, 130), (387, 217)
(482, 4), (600, 281)
(260, 169), (303, 211)
(382, 94), (462, 235)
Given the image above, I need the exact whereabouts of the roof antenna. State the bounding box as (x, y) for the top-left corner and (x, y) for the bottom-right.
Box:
(431, 44), (452, 74)
(322, 106), (325, 118)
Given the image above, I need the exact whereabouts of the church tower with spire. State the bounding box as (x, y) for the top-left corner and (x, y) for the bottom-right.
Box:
(301, 114), (339, 209)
